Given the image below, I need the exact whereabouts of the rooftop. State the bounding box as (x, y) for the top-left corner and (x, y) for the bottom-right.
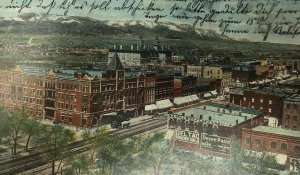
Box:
(252, 126), (300, 138)
(175, 102), (262, 126)
(286, 94), (300, 103)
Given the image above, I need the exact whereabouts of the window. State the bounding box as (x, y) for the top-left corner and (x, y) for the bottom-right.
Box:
(255, 139), (261, 146)
(246, 137), (251, 144)
(294, 145), (300, 154)
(271, 142), (277, 149)
(281, 143), (287, 151)
(252, 98), (255, 102)
(269, 108), (272, 113)
(294, 104), (298, 109)
(286, 115), (290, 120)
(287, 104), (290, 109)
(243, 97), (246, 101)
(293, 116), (297, 121)
(269, 100), (272, 105)
(260, 99), (263, 103)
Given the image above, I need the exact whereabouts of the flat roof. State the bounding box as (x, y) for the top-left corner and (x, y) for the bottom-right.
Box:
(175, 103), (262, 126)
(253, 126), (300, 138)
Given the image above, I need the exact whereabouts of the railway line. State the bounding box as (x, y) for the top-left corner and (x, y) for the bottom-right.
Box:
(0, 118), (167, 175)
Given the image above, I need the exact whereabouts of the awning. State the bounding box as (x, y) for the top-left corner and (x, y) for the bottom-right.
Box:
(156, 99), (173, 109)
(204, 93), (212, 98)
(174, 97), (186, 105)
(189, 94), (199, 101)
(102, 112), (117, 116)
(258, 81), (264, 84)
(145, 104), (158, 111)
(210, 90), (218, 95)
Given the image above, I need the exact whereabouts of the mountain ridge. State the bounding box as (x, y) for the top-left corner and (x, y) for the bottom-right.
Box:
(0, 13), (231, 41)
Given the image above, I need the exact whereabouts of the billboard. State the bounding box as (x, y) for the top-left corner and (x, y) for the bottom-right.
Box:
(176, 130), (200, 144)
(201, 133), (231, 154)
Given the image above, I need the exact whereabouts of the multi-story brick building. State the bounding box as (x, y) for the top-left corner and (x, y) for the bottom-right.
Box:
(242, 126), (300, 171)
(230, 87), (298, 125)
(173, 76), (197, 97)
(0, 66), (45, 119)
(232, 65), (256, 83)
(155, 73), (174, 101)
(282, 94), (300, 130)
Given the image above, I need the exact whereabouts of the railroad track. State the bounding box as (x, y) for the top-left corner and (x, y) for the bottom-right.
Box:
(0, 118), (167, 175)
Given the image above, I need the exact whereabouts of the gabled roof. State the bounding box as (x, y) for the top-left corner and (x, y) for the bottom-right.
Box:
(108, 52), (124, 71)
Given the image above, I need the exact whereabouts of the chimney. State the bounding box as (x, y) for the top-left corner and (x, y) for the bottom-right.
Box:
(236, 120), (238, 125)
(209, 116), (211, 121)
(191, 114), (194, 118)
(182, 113), (185, 116)
(244, 116), (248, 121)
(200, 115), (203, 120)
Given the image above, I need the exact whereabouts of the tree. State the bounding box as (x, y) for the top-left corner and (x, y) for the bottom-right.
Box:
(135, 132), (173, 175)
(223, 136), (279, 175)
(36, 124), (75, 175)
(95, 137), (135, 175)
(6, 110), (27, 155)
(173, 150), (216, 175)
(22, 116), (40, 150)
(0, 108), (10, 149)
(64, 154), (89, 175)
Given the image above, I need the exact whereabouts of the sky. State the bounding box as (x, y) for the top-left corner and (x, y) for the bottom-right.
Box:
(0, 0), (299, 45)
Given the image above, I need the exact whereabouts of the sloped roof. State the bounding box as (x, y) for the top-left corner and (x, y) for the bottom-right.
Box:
(108, 52), (124, 71)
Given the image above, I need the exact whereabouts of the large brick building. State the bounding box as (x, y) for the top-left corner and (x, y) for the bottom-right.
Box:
(242, 126), (300, 171)
(232, 65), (256, 83)
(0, 53), (199, 127)
(230, 87), (298, 125)
(168, 103), (264, 157)
(282, 94), (300, 130)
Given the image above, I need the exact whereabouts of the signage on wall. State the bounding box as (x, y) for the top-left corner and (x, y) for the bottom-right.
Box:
(176, 130), (200, 144)
(201, 133), (231, 154)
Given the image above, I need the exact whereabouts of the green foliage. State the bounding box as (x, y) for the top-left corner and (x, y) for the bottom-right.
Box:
(64, 154), (90, 175)
(135, 132), (173, 175)
(36, 124), (75, 175)
(96, 137), (134, 175)
(223, 136), (280, 175)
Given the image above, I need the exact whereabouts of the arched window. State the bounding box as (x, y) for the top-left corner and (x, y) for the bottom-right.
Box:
(202, 123), (208, 133)
(213, 125), (218, 135)
(271, 142), (277, 149)
(281, 143), (287, 151)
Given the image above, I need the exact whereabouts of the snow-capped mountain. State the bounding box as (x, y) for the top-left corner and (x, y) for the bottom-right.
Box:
(0, 13), (229, 40)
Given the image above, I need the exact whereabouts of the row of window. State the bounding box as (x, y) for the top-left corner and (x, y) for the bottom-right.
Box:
(286, 115), (299, 121)
(57, 102), (76, 111)
(245, 97), (273, 104)
(246, 138), (300, 153)
(286, 103), (298, 109)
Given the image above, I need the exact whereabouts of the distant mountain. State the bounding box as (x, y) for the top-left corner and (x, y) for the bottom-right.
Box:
(0, 13), (230, 41)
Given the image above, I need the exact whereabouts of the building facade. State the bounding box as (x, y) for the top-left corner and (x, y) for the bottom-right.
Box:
(282, 94), (300, 130)
(241, 126), (300, 171)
